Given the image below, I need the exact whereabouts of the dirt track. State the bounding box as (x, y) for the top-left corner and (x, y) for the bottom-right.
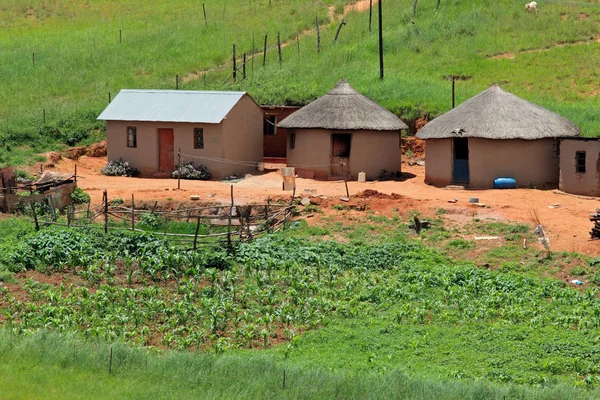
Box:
(41, 155), (600, 255)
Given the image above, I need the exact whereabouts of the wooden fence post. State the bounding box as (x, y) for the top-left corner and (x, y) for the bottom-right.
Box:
(131, 194), (135, 231)
(378, 0), (383, 80)
(193, 216), (201, 250)
(369, 0), (372, 32)
(103, 190), (108, 233)
(177, 148), (181, 190)
(74, 164), (77, 184)
(334, 19), (346, 42)
(243, 53), (247, 79)
(265, 197), (271, 233)
(31, 202), (40, 231)
(263, 34), (267, 66)
(203, 3), (207, 25)
(227, 185), (234, 250)
(316, 16), (321, 53)
(233, 44), (237, 83)
(277, 32), (282, 67)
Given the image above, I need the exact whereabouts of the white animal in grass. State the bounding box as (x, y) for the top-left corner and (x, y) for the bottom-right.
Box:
(525, 1), (538, 13)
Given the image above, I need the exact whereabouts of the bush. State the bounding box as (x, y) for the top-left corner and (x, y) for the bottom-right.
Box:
(70, 187), (90, 204)
(172, 162), (211, 180)
(138, 213), (164, 230)
(101, 158), (139, 177)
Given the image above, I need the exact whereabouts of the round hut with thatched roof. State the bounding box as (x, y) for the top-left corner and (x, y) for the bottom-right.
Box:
(277, 79), (408, 180)
(416, 85), (580, 189)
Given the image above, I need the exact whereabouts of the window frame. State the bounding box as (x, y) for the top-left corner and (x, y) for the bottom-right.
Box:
(576, 151), (586, 174)
(194, 128), (204, 149)
(126, 126), (137, 148)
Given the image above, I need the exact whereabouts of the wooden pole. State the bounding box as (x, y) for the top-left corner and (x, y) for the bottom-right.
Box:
(203, 3), (207, 25)
(266, 196), (271, 233)
(87, 200), (91, 220)
(176, 74), (179, 90)
(263, 34), (267, 66)
(119, 30), (122, 44)
(32, 52), (35, 67)
(316, 16), (321, 53)
(277, 32), (282, 67)
(193, 216), (201, 250)
(452, 75), (456, 109)
(67, 203), (72, 226)
(340, 161), (350, 198)
(131, 194), (135, 231)
(227, 185), (234, 251)
(108, 92), (111, 104)
(233, 44), (237, 83)
(103, 190), (108, 233)
(378, 0), (384, 80)
(412, 0), (418, 16)
(436, 0), (441, 9)
(43, 109), (46, 125)
(31, 202), (40, 231)
(109, 347), (113, 374)
(243, 53), (246, 79)
(369, 0), (372, 32)
(297, 33), (300, 55)
(252, 31), (255, 79)
(177, 148), (181, 190)
(334, 19), (346, 42)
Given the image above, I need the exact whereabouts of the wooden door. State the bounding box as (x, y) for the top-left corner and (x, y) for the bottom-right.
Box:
(331, 134), (351, 177)
(159, 128), (174, 173)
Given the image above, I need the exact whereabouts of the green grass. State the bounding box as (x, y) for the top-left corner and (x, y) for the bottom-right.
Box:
(4, 0), (600, 166)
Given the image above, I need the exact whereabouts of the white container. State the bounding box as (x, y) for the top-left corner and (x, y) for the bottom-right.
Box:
(358, 172), (366, 182)
(257, 162), (265, 172)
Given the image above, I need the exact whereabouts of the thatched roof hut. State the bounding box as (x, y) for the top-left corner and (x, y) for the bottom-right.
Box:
(278, 79), (408, 131)
(417, 85), (580, 189)
(278, 79), (407, 181)
(417, 85), (579, 140)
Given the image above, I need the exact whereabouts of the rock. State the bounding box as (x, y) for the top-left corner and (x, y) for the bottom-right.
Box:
(300, 197), (311, 206)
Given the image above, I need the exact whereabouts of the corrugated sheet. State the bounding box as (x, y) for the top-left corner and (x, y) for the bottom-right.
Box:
(98, 90), (246, 123)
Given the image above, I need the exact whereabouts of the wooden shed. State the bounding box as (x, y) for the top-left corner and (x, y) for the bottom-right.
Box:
(98, 90), (264, 179)
(417, 85), (580, 189)
(277, 79), (408, 180)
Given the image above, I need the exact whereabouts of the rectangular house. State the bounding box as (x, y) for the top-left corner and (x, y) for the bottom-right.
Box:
(98, 90), (264, 179)
(559, 138), (600, 197)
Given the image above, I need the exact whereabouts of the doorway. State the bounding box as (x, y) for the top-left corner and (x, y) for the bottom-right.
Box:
(159, 128), (174, 173)
(331, 134), (351, 177)
(453, 137), (469, 184)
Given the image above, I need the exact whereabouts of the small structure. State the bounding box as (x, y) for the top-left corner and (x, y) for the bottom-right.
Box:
(277, 79), (408, 180)
(417, 85), (579, 189)
(262, 106), (301, 163)
(559, 138), (600, 196)
(98, 90), (264, 179)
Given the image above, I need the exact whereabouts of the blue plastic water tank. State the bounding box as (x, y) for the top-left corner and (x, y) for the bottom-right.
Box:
(494, 177), (516, 189)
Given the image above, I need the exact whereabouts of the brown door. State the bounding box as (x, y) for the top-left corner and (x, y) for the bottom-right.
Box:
(331, 134), (351, 177)
(158, 129), (174, 173)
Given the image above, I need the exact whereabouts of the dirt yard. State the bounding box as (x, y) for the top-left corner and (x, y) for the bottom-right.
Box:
(34, 155), (600, 255)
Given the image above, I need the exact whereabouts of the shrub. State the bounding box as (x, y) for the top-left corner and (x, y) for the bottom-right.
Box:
(101, 158), (139, 177)
(139, 213), (164, 230)
(70, 187), (90, 204)
(172, 162), (211, 180)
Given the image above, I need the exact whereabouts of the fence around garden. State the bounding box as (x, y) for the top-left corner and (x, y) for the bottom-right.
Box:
(29, 187), (294, 250)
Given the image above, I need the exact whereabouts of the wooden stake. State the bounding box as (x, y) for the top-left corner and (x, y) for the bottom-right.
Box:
(31, 202), (40, 231)
(369, 0), (373, 32)
(266, 196), (271, 233)
(43, 109), (46, 125)
(203, 3), (207, 25)
(131, 194), (135, 231)
(252, 31), (255, 79)
(176, 74), (179, 90)
(32, 52), (35, 67)
(227, 185), (234, 251)
(316, 16), (321, 53)
(233, 44), (237, 83)
(119, 30), (122, 44)
(340, 161), (350, 198)
(277, 32), (282, 67)
(378, 0), (384, 80)
(193, 216), (201, 250)
(74, 164), (77, 184)
(436, 0), (441, 9)
(103, 190), (108, 233)
(243, 53), (246, 79)
(283, 369), (286, 389)
(334, 19), (346, 42)
(177, 148), (181, 190)
(296, 33), (300, 55)
(412, 0), (418, 16)
(452, 75), (456, 109)
(263, 34), (267, 66)
(109, 347), (113, 374)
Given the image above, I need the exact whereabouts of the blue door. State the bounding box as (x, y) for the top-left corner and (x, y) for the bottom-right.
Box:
(453, 138), (469, 184)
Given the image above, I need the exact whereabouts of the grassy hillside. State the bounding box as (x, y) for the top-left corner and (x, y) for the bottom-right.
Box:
(2, 0), (600, 166)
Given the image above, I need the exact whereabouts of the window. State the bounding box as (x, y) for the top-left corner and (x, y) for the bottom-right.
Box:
(194, 128), (204, 149)
(264, 115), (277, 135)
(127, 127), (137, 148)
(576, 151), (586, 173)
(290, 132), (296, 150)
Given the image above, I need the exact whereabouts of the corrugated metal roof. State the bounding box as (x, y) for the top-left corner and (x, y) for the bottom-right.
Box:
(97, 89), (247, 123)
